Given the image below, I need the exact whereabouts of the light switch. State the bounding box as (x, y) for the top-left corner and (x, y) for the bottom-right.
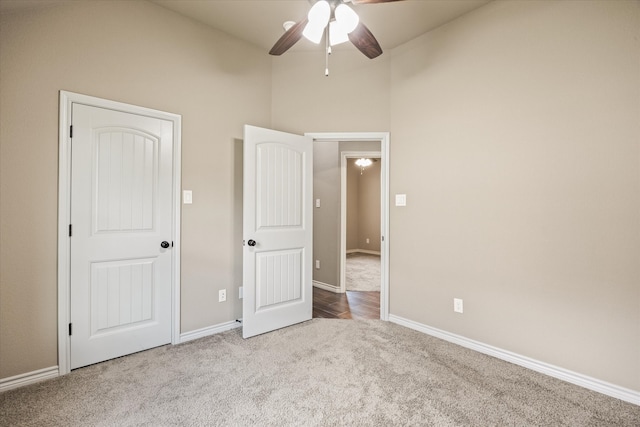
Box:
(395, 194), (406, 206)
(315, 199), (321, 208)
(183, 190), (193, 204)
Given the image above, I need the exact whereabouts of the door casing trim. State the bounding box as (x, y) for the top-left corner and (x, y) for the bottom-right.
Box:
(57, 91), (182, 374)
(305, 132), (390, 321)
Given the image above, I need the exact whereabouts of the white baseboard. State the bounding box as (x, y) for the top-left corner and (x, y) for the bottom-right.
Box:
(346, 249), (381, 255)
(388, 314), (640, 406)
(179, 320), (242, 343)
(313, 280), (340, 293)
(0, 366), (59, 392)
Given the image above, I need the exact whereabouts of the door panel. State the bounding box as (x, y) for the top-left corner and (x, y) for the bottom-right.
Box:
(256, 143), (303, 228)
(243, 125), (312, 338)
(90, 259), (155, 334)
(70, 104), (173, 369)
(94, 129), (157, 232)
(256, 249), (302, 310)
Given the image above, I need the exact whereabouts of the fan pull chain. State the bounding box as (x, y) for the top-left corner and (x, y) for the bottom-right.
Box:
(325, 28), (330, 77)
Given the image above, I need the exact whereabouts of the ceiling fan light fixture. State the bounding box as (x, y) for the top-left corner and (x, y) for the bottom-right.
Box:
(335, 4), (359, 34)
(303, 22), (326, 44)
(307, 0), (330, 23)
(268, 0), (387, 61)
(329, 4), (359, 46)
(302, 0), (330, 44)
(329, 21), (349, 46)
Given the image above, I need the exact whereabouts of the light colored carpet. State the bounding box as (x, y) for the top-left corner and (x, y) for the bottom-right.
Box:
(1, 319), (638, 426)
(346, 253), (380, 291)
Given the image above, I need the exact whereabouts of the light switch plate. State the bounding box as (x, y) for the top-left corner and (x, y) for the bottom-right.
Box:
(183, 190), (193, 204)
(395, 194), (407, 206)
(316, 199), (321, 208)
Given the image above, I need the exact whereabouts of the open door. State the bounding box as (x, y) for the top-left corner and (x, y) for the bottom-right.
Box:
(242, 125), (313, 338)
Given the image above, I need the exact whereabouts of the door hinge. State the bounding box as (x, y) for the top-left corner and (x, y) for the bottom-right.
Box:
(68, 323), (72, 336)
(69, 125), (73, 138)
(69, 224), (72, 237)
(381, 236), (384, 242)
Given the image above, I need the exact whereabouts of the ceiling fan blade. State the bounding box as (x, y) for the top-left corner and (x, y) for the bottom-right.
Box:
(348, 22), (383, 59)
(350, 0), (404, 4)
(269, 18), (309, 56)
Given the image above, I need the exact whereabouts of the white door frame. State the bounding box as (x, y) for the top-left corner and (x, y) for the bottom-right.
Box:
(340, 150), (382, 294)
(57, 91), (182, 375)
(305, 132), (390, 321)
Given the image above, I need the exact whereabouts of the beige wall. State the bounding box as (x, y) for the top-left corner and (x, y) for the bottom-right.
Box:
(346, 159), (360, 251)
(0, 0), (271, 378)
(271, 50), (391, 134)
(356, 159), (381, 252)
(389, 0), (639, 390)
(312, 141), (341, 286)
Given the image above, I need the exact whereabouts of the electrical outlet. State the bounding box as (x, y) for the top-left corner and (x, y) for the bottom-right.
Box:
(315, 260), (320, 269)
(219, 289), (226, 302)
(366, 238), (370, 244)
(453, 298), (463, 313)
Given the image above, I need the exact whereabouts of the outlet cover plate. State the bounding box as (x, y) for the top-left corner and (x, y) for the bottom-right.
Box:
(454, 298), (463, 313)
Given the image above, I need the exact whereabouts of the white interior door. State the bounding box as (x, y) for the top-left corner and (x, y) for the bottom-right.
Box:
(242, 125), (313, 338)
(70, 103), (174, 369)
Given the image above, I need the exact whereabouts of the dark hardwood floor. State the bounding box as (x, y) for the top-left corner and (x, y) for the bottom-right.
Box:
(312, 287), (380, 319)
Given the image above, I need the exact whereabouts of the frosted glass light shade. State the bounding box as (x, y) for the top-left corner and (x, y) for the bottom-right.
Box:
(303, 22), (326, 44)
(308, 0), (330, 23)
(329, 21), (349, 46)
(303, 1), (330, 44)
(329, 4), (360, 47)
(335, 4), (359, 33)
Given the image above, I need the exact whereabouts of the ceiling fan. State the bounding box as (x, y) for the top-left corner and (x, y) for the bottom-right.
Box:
(269, 0), (403, 60)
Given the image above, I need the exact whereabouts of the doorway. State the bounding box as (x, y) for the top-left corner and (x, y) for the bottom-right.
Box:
(341, 151), (381, 295)
(307, 132), (390, 320)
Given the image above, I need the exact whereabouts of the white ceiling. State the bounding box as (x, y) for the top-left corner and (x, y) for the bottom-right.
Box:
(0, 0), (491, 55)
(150, 0), (491, 54)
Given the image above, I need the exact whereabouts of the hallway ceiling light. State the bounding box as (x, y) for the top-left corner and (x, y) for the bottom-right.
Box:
(355, 158), (372, 167)
(355, 158), (373, 175)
